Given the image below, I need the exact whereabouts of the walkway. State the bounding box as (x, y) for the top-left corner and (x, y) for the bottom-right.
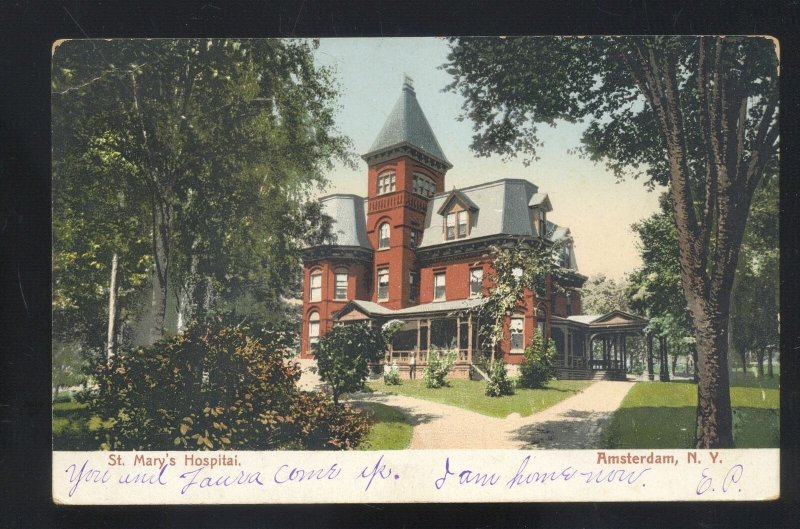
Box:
(350, 380), (634, 449)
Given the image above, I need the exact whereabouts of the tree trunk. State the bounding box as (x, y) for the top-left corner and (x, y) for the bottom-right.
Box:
(693, 309), (734, 448)
(106, 252), (119, 365)
(767, 348), (774, 378)
(756, 349), (765, 378)
(692, 348), (699, 383)
(671, 355), (678, 376)
(150, 204), (171, 344)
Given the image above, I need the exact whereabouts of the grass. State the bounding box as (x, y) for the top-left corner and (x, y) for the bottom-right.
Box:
(366, 378), (593, 418)
(52, 399), (111, 450)
(354, 402), (413, 450)
(602, 376), (780, 449)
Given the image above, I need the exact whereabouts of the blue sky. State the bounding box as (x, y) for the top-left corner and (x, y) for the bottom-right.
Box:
(313, 37), (664, 280)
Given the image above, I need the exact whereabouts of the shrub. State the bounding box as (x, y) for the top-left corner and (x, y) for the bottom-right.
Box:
(485, 361), (514, 397)
(518, 332), (556, 389)
(291, 391), (371, 450)
(423, 348), (457, 388)
(315, 323), (386, 404)
(384, 365), (401, 385)
(88, 320), (367, 450)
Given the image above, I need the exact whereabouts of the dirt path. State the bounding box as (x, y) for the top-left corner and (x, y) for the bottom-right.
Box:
(350, 380), (635, 449)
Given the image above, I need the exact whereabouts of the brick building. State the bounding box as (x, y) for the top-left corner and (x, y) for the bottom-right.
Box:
(301, 79), (647, 379)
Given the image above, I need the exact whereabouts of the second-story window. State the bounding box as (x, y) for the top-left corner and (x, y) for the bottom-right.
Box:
(334, 268), (348, 300)
(377, 172), (396, 195)
(566, 291), (573, 316)
(434, 271), (446, 301)
(469, 268), (483, 298)
(410, 229), (418, 249)
(378, 222), (390, 249)
(377, 268), (389, 301)
(309, 271), (322, 302)
(409, 271), (419, 301)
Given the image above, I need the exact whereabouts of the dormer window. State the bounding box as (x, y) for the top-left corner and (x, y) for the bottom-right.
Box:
(413, 173), (436, 198)
(377, 172), (396, 195)
(445, 210), (470, 241)
(457, 211), (468, 237)
(438, 190), (477, 242)
(446, 213), (456, 240)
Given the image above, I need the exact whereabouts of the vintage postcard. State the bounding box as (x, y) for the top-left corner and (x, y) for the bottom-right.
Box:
(52, 36), (779, 504)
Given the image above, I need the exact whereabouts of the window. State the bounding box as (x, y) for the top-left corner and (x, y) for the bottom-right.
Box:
(377, 172), (396, 195)
(469, 268), (483, 298)
(309, 271), (322, 302)
(377, 268), (389, 301)
(566, 291), (573, 316)
(534, 276), (546, 298)
(378, 222), (390, 249)
(334, 268), (348, 300)
(538, 209), (547, 237)
(537, 320), (546, 340)
(457, 210), (469, 237)
(445, 213), (456, 240)
(434, 272), (446, 301)
(308, 312), (320, 347)
(510, 316), (525, 351)
(413, 173), (436, 198)
(410, 229), (418, 249)
(409, 272), (419, 301)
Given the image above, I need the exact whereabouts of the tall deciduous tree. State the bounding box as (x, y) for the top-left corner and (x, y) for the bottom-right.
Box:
(582, 274), (630, 315)
(53, 39), (351, 346)
(445, 36), (778, 447)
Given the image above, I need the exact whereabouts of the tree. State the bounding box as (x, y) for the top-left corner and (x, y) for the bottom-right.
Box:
(53, 39), (352, 347)
(314, 324), (386, 405)
(582, 274), (630, 314)
(730, 173), (779, 378)
(445, 36), (778, 448)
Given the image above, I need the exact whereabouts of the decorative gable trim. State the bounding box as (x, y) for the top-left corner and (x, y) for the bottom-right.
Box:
(436, 189), (480, 216)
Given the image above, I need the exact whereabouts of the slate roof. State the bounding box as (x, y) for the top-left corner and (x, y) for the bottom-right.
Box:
(419, 179), (540, 248)
(362, 80), (452, 168)
(318, 194), (371, 249)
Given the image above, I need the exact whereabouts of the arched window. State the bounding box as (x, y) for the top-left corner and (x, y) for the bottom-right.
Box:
(308, 311), (320, 347)
(309, 270), (322, 302)
(377, 268), (389, 301)
(378, 222), (390, 249)
(377, 171), (396, 195)
(334, 268), (348, 300)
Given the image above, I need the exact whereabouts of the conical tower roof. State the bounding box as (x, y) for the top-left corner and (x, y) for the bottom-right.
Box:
(362, 77), (452, 169)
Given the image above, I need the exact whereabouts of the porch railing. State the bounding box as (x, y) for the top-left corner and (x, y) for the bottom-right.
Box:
(554, 355), (587, 369)
(386, 349), (471, 364)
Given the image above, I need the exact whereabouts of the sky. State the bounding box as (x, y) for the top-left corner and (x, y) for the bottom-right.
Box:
(313, 37), (664, 280)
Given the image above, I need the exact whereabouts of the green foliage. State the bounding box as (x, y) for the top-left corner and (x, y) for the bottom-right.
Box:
(485, 361), (514, 397)
(422, 348), (457, 389)
(477, 240), (564, 349)
(52, 38), (353, 347)
(581, 274), (629, 314)
(314, 324), (386, 405)
(383, 366), (402, 386)
(52, 340), (89, 394)
(518, 332), (556, 389)
(355, 402), (413, 451)
(87, 320), (368, 450)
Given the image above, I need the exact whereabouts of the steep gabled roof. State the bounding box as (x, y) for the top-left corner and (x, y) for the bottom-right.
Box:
(436, 188), (480, 215)
(362, 79), (452, 169)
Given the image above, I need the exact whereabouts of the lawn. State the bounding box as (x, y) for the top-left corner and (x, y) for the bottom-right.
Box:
(602, 376), (779, 449)
(354, 402), (413, 450)
(52, 399), (111, 450)
(366, 379), (593, 418)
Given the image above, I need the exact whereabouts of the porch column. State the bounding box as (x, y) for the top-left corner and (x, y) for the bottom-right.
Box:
(427, 318), (431, 352)
(646, 333), (654, 380)
(456, 315), (461, 358)
(467, 313), (473, 365)
(621, 334), (627, 372)
(416, 320), (421, 364)
(588, 336), (594, 367)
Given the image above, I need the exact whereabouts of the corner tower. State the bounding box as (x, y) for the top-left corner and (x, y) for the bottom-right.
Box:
(363, 77), (452, 309)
